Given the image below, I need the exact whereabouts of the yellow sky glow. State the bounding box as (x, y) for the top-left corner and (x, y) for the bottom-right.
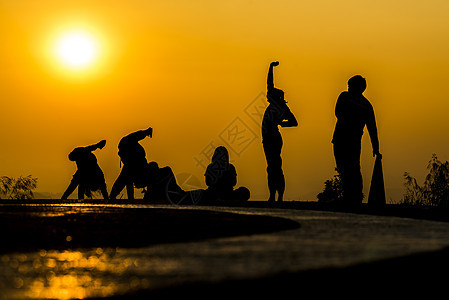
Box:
(1, 0), (449, 201)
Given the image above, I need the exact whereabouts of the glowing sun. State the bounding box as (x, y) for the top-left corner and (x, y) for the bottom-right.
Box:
(55, 31), (98, 68)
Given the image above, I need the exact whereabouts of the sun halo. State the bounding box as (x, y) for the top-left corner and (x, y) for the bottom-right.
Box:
(55, 31), (99, 69)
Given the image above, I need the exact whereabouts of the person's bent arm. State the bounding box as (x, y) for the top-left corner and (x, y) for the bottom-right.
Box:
(126, 127), (153, 142)
(85, 140), (106, 152)
(280, 108), (298, 127)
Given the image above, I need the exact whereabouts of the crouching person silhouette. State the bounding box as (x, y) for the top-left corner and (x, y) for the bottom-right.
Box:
(202, 146), (250, 204)
(61, 140), (109, 200)
(109, 127), (153, 200)
(332, 75), (381, 207)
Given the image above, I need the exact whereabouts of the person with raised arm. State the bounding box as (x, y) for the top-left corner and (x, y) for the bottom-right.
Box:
(262, 61), (298, 203)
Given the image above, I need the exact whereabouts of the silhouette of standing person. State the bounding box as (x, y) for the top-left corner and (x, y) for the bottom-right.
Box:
(262, 61), (298, 202)
(202, 146), (250, 203)
(61, 140), (109, 200)
(332, 75), (381, 207)
(109, 126), (153, 200)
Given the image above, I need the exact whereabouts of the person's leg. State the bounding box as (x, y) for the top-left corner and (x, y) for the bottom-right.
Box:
(263, 142), (277, 202)
(333, 143), (347, 205)
(276, 168), (285, 202)
(334, 141), (363, 207)
(271, 136), (284, 202)
(126, 181), (134, 200)
(99, 182), (109, 200)
(61, 172), (80, 200)
(78, 183), (85, 199)
(275, 142), (285, 202)
(93, 168), (109, 200)
(110, 168), (128, 200)
(157, 167), (185, 203)
(345, 142), (363, 206)
(233, 186), (250, 202)
(161, 167), (185, 194)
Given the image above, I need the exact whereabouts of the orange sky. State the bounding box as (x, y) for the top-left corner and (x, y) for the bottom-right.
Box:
(2, 0), (449, 201)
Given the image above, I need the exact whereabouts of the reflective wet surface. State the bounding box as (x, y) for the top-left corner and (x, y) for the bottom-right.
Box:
(1, 204), (449, 299)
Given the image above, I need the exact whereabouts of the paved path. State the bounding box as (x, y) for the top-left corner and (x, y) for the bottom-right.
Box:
(1, 204), (449, 299)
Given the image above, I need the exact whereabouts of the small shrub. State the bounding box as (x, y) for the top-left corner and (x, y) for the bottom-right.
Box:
(317, 169), (344, 203)
(0, 175), (38, 200)
(402, 154), (449, 208)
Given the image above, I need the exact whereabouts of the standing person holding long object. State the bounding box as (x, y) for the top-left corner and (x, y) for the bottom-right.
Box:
(332, 75), (381, 207)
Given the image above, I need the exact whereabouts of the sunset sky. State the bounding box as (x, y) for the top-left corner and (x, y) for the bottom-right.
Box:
(2, 0), (449, 201)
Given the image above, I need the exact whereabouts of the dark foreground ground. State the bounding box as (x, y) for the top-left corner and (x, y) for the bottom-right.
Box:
(108, 248), (449, 298)
(1, 199), (449, 298)
(0, 204), (299, 254)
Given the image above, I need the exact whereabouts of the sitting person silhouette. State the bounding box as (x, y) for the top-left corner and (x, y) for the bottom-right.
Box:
(61, 140), (109, 200)
(202, 146), (250, 203)
(143, 161), (186, 203)
(332, 75), (381, 207)
(109, 126), (153, 200)
(262, 61), (298, 202)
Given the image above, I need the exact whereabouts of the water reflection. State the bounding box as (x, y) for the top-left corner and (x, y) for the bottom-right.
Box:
(0, 248), (152, 299)
(0, 204), (300, 299)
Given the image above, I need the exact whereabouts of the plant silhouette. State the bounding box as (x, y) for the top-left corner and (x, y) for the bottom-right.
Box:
(317, 169), (344, 204)
(0, 175), (38, 200)
(403, 154), (449, 208)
